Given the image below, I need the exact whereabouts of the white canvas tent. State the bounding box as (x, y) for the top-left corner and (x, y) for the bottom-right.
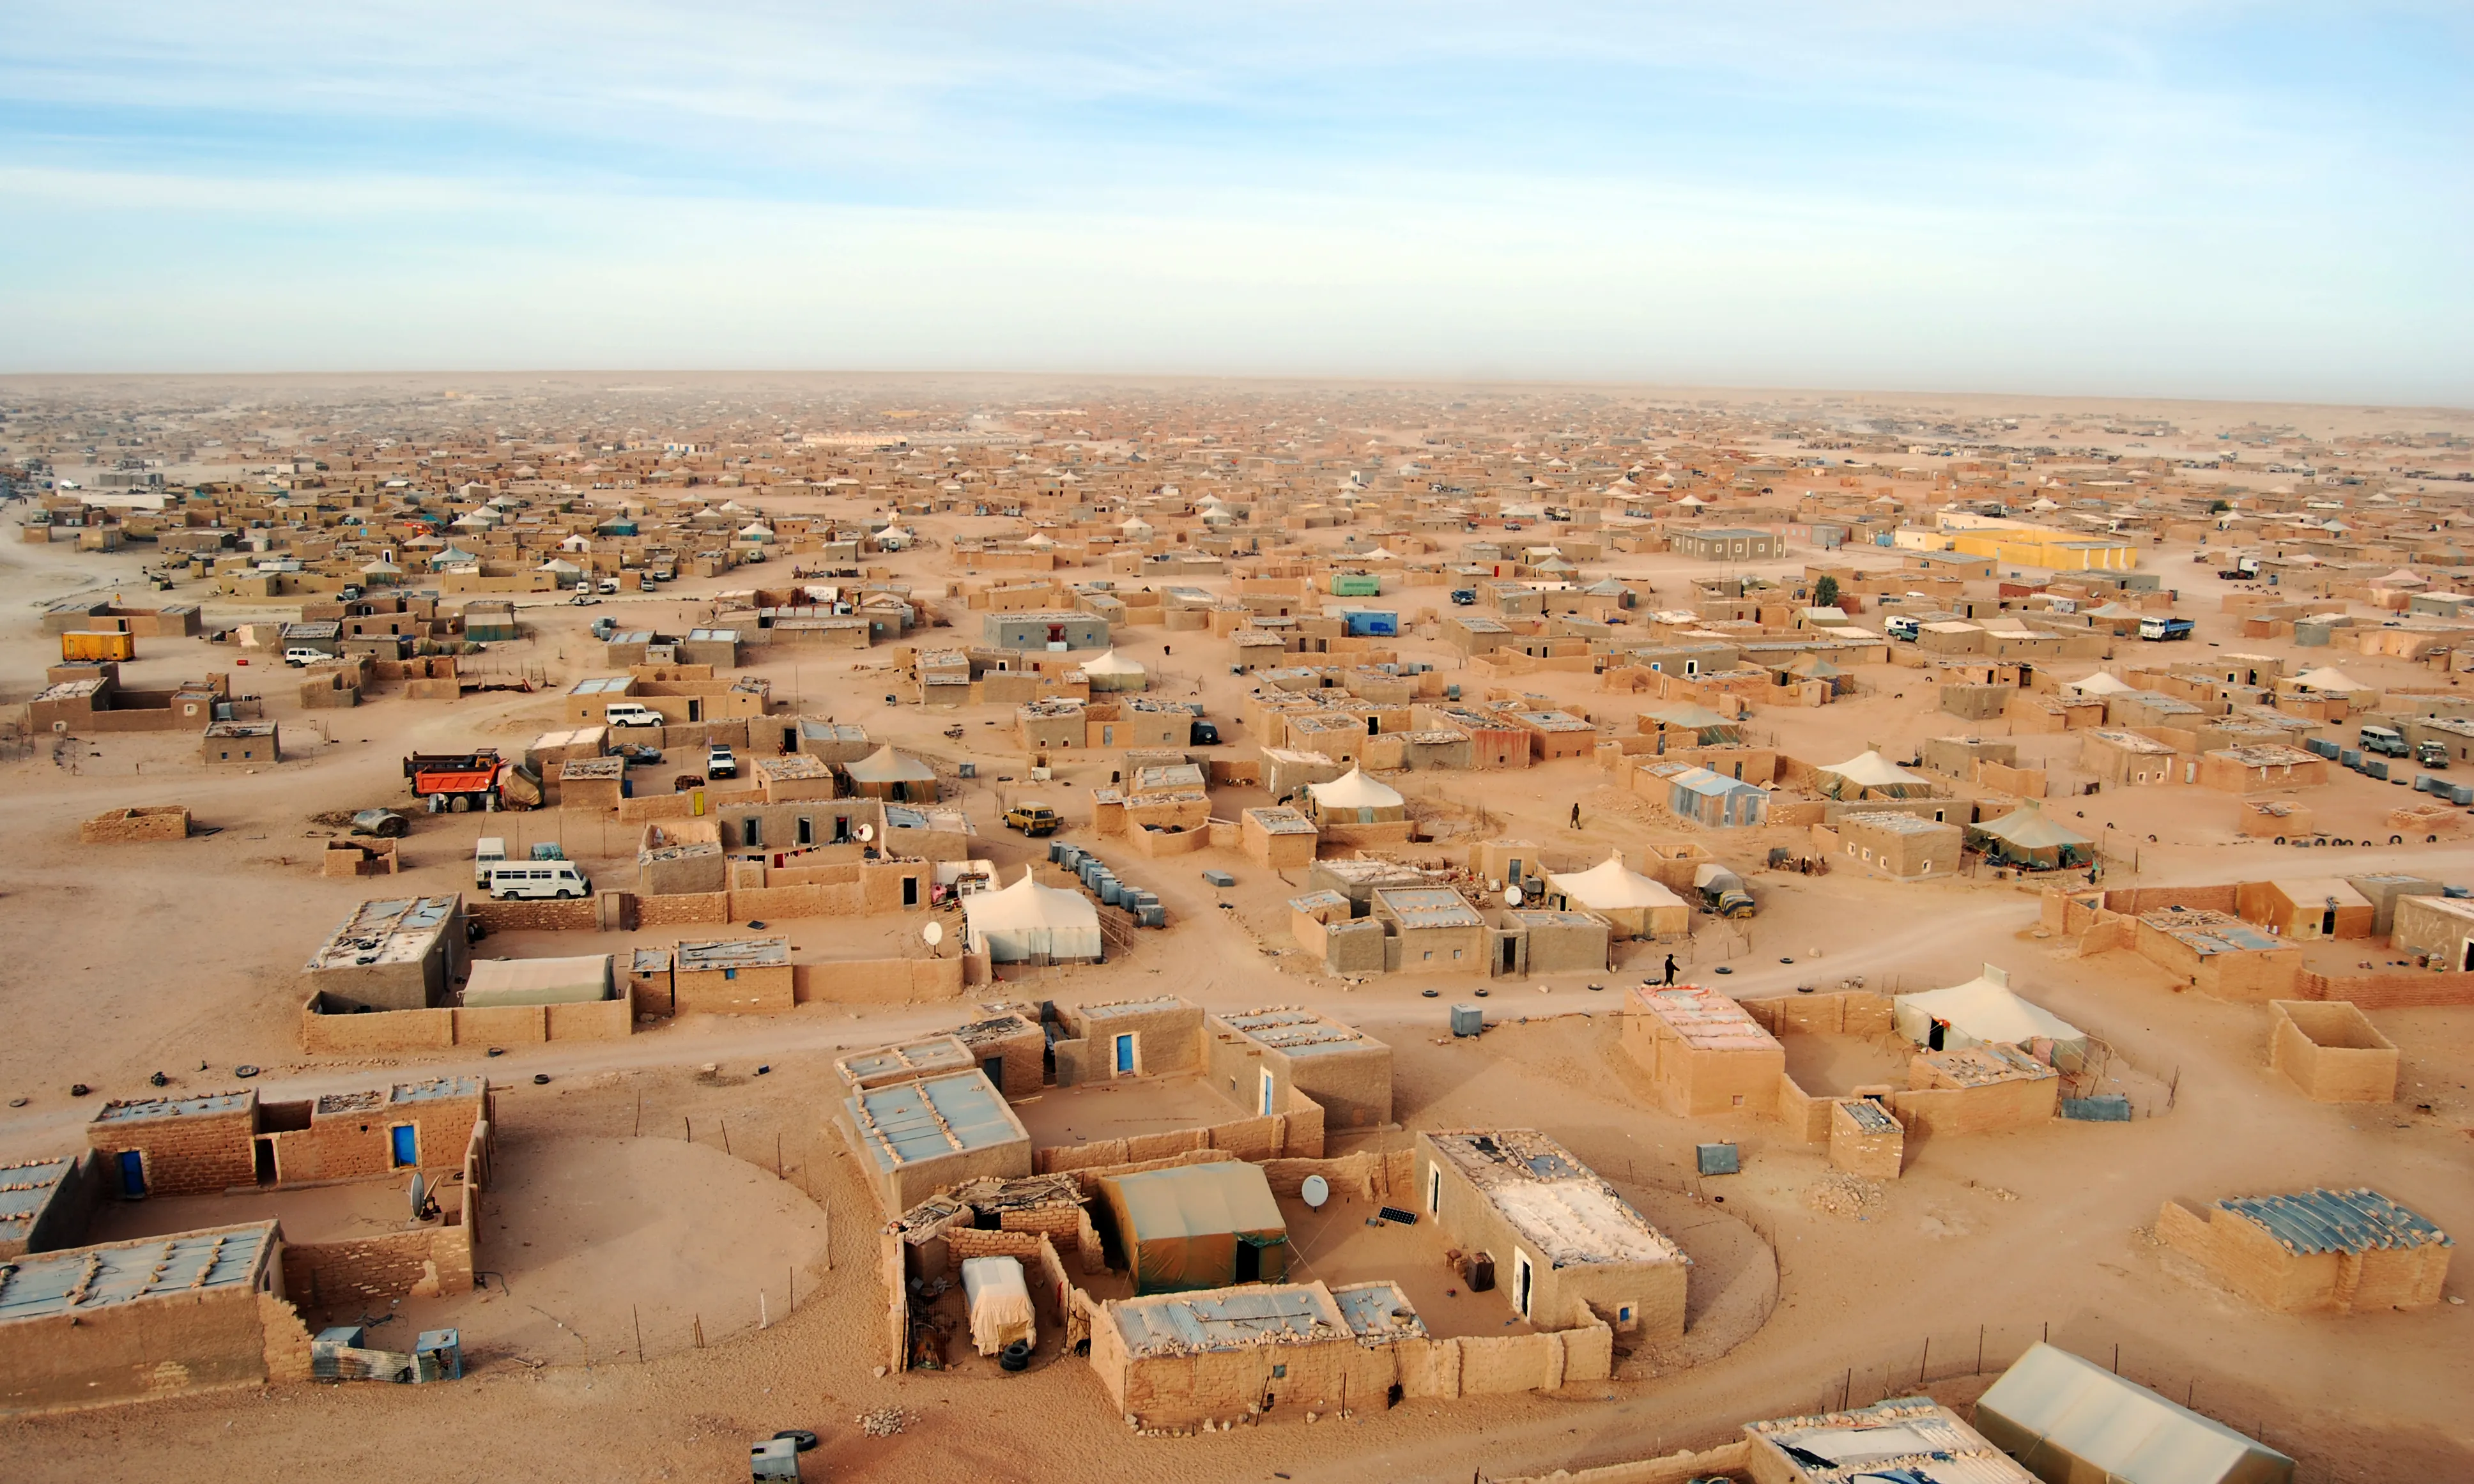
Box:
(1075, 649), (1149, 692)
(1546, 852), (1688, 937)
(1894, 964), (2088, 1067)
(1304, 766), (1404, 822)
(2064, 670), (2134, 695)
(1974, 1343), (2293, 1484)
(960, 1255), (1036, 1356)
(1817, 750), (1934, 800)
(963, 868), (1102, 963)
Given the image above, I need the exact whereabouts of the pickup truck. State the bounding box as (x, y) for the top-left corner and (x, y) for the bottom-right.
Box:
(2137, 617), (2195, 641)
(1883, 615), (1919, 642)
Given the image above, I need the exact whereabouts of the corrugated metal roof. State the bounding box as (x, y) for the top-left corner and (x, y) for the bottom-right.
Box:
(0, 1223), (273, 1322)
(2219, 1188), (2451, 1255)
(848, 1071), (1024, 1172)
(1109, 1283), (1342, 1357)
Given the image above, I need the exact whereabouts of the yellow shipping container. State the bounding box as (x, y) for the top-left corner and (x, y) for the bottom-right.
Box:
(61, 630), (136, 661)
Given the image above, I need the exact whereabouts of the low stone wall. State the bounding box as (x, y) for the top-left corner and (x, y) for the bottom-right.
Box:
(792, 956), (965, 1004)
(300, 994), (631, 1054)
(2296, 968), (2474, 1010)
(468, 897), (598, 933)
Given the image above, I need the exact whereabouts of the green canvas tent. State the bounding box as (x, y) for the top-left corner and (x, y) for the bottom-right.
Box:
(1099, 1162), (1289, 1294)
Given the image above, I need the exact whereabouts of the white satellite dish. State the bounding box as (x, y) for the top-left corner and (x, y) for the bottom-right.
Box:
(1300, 1175), (1330, 1210)
(1503, 885), (1524, 908)
(921, 920), (944, 948)
(406, 1171), (429, 1223)
(856, 822), (875, 843)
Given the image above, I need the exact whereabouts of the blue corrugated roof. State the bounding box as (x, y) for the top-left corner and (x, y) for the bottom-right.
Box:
(2220, 1188), (2451, 1255)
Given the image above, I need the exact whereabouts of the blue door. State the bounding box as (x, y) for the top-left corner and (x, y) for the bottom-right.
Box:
(118, 1150), (146, 1198)
(1114, 1034), (1135, 1075)
(390, 1125), (419, 1168)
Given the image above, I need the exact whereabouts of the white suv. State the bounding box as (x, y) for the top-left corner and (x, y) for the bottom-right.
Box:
(707, 744), (738, 779)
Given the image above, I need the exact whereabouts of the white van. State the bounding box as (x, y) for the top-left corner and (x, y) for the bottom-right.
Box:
(605, 702), (665, 729)
(473, 836), (507, 889)
(486, 861), (592, 900)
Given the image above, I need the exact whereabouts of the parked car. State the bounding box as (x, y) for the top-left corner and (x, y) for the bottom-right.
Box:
(605, 702), (665, 729)
(610, 742), (663, 764)
(283, 646), (327, 666)
(1004, 803), (1060, 837)
(598, 577), (620, 594)
(707, 744), (738, 779)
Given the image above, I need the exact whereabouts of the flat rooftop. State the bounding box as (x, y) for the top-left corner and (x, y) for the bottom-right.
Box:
(1373, 887), (1485, 929)
(1247, 807), (1317, 836)
(1108, 1282), (1347, 1358)
(1427, 1129), (1686, 1269)
(93, 1090), (253, 1124)
(0, 1223), (273, 1324)
(1076, 996), (1191, 1023)
(847, 1071), (1026, 1172)
(1840, 811), (1952, 836)
(1748, 1397), (2033, 1484)
(0, 1156), (76, 1246)
(1218, 1007), (1378, 1057)
(1630, 985), (1782, 1052)
(839, 1035), (977, 1087)
(1917, 1045), (2057, 1088)
(304, 895), (459, 972)
(675, 936), (791, 971)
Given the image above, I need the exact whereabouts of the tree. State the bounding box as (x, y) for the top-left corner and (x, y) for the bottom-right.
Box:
(1813, 574), (1841, 609)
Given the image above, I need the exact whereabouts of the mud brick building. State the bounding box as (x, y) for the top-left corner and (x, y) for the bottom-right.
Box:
(2158, 1188), (2452, 1313)
(1414, 1129), (1688, 1341)
(1622, 984), (1787, 1118)
(300, 894), (468, 1013)
(87, 1078), (491, 1197)
(1206, 1007), (1393, 1129)
(838, 1070), (1033, 1215)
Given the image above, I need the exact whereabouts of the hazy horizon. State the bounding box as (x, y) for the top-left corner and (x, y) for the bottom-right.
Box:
(4, 3), (2468, 404)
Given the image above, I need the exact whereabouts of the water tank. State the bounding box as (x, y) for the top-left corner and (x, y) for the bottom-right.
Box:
(1450, 1002), (1484, 1037)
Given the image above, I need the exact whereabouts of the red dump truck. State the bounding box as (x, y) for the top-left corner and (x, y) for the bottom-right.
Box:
(404, 750), (510, 813)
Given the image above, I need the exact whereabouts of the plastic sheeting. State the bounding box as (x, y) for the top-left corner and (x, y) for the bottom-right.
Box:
(961, 1255), (1035, 1356)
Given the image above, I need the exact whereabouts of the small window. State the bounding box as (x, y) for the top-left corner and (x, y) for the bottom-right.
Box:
(1271, 1364), (1287, 1379)
(1422, 950), (1433, 961)
(1732, 1094), (1744, 1106)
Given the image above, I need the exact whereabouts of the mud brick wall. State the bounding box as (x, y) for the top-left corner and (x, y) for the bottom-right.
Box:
(1744, 990), (1893, 1037)
(1100, 1327), (1396, 1431)
(1888, 1076), (2055, 1138)
(1774, 1073), (1834, 1144)
(300, 998), (627, 1055)
(281, 1216), (473, 1312)
(468, 898), (598, 933)
(1258, 1152), (1381, 1203)
(301, 998), (456, 1053)
(636, 891), (730, 927)
(88, 1103), (256, 1196)
(2268, 1002), (2399, 1103)
(2297, 970), (2474, 1011)
(793, 957), (964, 1005)
(79, 806), (190, 843)
(0, 1280), (271, 1415)
(996, 1204), (1086, 1254)
(2192, 942), (2302, 1001)
(258, 1290), (317, 1384)
(676, 965), (795, 1014)
(1455, 1331), (1565, 1395)
(2105, 884), (2240, 915)
(1828, 1101), (1905, 1179)
(1484, 1442), (1754, 1484)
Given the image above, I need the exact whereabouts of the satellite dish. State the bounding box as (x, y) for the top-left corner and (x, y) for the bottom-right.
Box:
(406, 1172), (426, 1219)
(856, 823), (875, 843)
(921, 921), (944, 947)
(1503, 885), (1524, 908)
(1300, 1175), (1330, 1210)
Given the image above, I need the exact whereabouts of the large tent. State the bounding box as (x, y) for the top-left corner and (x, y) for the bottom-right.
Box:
(1075, 648), (1150, 692)
(1304, 766), (1404, 823)
(1099, 1162), (1289, 1294)
(1894, 965), (2088, 1067)
(1970, 805), (2094, 869)
(2064, 670), (2135, 696)
(1546, 852), (1689, 938)
(962, 868), (1102, 963)
(843, 745), (939, 802)
(1974, 1343), (2294, 1484)
(2291, 666), (2372, 696)
(1640, 701), (1742, 745)
(1817, 751), (1935, 800)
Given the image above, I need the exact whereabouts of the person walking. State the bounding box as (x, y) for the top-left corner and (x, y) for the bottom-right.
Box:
(1569, 802), (1582, 829)
(1662, 953), (1678, 986)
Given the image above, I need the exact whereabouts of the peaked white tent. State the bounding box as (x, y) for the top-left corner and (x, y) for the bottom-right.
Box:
(1304, 766), (1404, 822)
(1894, 964), (2088, 1066)
(963, 868), (1102, 963)
(2065, 670), (2135, 695)
(1547, 852), (1688, 938)
(1075, 648), (1149, 692)
(1817, 751), (1934, 799)
(2293, 666), (2371, 694)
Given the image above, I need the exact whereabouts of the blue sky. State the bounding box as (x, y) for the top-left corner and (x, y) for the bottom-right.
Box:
(2, 2), (2468, 401)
